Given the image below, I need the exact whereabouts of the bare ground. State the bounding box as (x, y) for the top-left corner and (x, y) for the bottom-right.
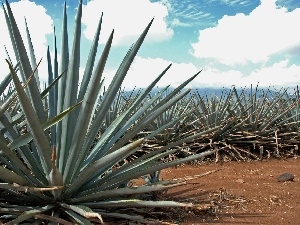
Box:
(161, 156), (300, 225)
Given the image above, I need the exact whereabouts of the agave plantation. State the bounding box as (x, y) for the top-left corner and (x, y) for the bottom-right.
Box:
(1, 0), (300, 224)
(124, 84), (300, 162)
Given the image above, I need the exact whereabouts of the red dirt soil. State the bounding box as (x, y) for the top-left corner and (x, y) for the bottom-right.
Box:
(161, 156), (300, 225)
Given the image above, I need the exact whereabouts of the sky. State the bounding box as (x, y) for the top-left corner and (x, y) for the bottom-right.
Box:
(1, 0), (300, 91)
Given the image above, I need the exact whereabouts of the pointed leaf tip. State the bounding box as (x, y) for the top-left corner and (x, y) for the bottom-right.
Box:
(149, 17), (154, 26)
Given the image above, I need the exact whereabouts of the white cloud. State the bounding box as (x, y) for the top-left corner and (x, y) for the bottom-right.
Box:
(243, 60), (300, 87)
(193, 68), (244, 88)
(82, 0), (173, 46)
(191, 0), (300, 65)
(103, 56), (199, 90)
(0, 0), (53, 84)
(190, 60), (300, 88)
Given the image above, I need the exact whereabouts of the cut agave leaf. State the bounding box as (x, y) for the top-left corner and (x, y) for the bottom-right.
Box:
(60, 204), (103, 224)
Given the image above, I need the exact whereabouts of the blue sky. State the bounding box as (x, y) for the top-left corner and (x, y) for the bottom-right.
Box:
(1, 0), (300, 90)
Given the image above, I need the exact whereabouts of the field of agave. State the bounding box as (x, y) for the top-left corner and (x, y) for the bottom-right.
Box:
(128, 84), (300, 163)
(0, 0), (299, 224)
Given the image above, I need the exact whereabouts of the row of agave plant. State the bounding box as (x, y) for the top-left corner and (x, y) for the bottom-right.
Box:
(0, 0), (218, 224)
(124, 85), (300, 163)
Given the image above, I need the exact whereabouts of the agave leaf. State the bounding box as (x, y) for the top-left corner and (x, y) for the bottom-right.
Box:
(0, 91), (18, 117)
(60, 0), (82, 163)
(0, 63), (18, 95)
(24, 17), (40, 89)
(60, 204), (103, 224)
(70, 182), (185, 203)
(0, 183), (64, 192)
(50, 27), (59, 152)
(0, 206), (33, 213)
(6, 205), (54, 225)
(41, 70), (66, 99)
(43, 101), (82, 131)
(47, 46), (56, 146)
(145, 149), (215, 173)
(0, 166), (29, 185)
(63, 209), (94, 225)
(52, 26), (58, 109)
(78, 12), (103, 101)
(64, 138), (144, 197)
(56, 2), (69, 169)
(84, 199), (193, 208)
(8, 101), (82, 150)
(0, 66), (40, 119)
(6, 60), (52, 176)
(2, 3), (19, 77)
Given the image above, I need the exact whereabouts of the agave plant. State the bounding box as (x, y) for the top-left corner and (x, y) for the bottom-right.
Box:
(0, 1), (216, 224)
